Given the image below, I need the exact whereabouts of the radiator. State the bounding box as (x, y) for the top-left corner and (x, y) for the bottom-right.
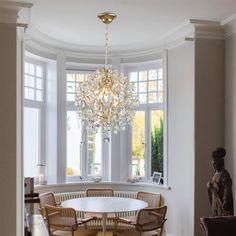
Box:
(54, 191), (137, 229)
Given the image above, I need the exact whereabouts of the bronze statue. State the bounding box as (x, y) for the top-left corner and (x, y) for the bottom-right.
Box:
(207, 148), (234, 216)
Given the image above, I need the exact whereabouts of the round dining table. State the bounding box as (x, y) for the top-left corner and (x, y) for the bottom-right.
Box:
(61, 197), (148, 236)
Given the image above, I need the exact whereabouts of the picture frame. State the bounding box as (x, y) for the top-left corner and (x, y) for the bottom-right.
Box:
(152, 171), (162, 184)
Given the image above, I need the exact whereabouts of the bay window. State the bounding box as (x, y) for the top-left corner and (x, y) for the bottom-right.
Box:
(128, 59), (166, 182)
(24, 60), (45, 178)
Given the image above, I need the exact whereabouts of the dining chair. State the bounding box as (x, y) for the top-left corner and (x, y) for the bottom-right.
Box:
(137, 191), (161, 208)
(45, 205), (96, 236)
(39, 192), (60, 219)
(117, 205), (167, 236)
(85, 188), (116, 228)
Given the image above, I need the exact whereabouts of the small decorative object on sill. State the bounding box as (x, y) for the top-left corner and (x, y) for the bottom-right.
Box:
(207, 147), (234, 216)
(128, 175), (141, 183)
(93, 175), (102, 183)
(151, 171), (162, 184)
(36, 164), (47, 185)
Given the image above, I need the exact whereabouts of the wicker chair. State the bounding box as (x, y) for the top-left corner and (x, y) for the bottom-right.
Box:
(117, 206), (167, 236)
(45, 205), (96, 236)
(84, 188), (116, 228)
(137, 192), (161, 208)
(39, 192), (60, 219)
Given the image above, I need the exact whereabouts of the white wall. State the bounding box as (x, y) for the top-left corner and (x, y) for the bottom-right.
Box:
(225, 32), (236, 213)
(163, 42), (195, 236)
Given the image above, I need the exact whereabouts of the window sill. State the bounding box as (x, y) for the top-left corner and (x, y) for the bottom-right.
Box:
(35, 181), (171, 191)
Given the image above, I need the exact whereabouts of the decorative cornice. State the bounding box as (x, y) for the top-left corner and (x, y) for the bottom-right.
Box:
(221, 13), (236, 38)
(0, 1), (33, 24)
(190, 19), (225, 40)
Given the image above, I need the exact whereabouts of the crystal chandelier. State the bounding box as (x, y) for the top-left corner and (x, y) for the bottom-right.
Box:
(75, 12), (138, 134)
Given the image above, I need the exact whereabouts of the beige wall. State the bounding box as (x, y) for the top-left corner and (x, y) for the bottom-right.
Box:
(194, 38), (225, 236)
(0, 23), (17, 236)
(225, 32), (236, 214)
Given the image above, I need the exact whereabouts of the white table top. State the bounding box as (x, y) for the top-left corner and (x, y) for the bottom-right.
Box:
(61, 197), (148, 213)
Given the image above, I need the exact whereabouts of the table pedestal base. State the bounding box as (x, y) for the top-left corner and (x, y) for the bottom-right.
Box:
(97, 231), (113, 236)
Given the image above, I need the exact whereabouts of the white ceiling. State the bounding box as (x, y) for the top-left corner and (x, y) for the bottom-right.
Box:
(22, 0), (236, 53)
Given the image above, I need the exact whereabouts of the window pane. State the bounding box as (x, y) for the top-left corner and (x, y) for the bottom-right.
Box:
(36, 78), (42, 89)
(66, 111), (82, 177)
(130, 72), (138, 82)
(29, 63), (35, 75)
(36, 66), (42, 77)
(158, 80), (163, 92)
(132, 111), (145, 177)
(25, 62), (29, 74)
(139, 71), (147, 81)
(25, 87), (34, 100)
(87, 131), (102, 176)
(149, 70), (157, 80)
(157, 92), (164, 103)
(139, 94), (147, 104)
(75, 74), (85, 82)
(36, 90), (43, 102)
(67, 74), (74, 82)
(158, 68), (163, 80)
(132, 82), (138, 93)
(151, 110), (163, 179)
(67, 93), (75, 102)
(24, 107), (40, 177)
(67, 82), (75, 93)
(148, 81), (157, 92)
(149, 92), (158, 103)
(139, 82), (147, 93)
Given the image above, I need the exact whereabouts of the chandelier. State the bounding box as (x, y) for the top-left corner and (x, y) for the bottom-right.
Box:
(75, 12), (138, 134)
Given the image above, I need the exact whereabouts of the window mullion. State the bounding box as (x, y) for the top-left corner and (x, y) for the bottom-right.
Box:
(146, 108), (151, 180)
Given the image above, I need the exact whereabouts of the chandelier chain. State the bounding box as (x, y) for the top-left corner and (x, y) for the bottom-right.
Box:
(105, 24), (108, 66)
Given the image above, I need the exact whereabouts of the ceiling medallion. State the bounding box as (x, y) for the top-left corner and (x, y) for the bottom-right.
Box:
(75, 12), (138, 134)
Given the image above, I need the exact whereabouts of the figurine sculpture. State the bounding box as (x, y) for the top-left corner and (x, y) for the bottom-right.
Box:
(207, 148), (234, 216)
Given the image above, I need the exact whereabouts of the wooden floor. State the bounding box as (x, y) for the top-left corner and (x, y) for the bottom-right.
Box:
(30, 215), (157, 236)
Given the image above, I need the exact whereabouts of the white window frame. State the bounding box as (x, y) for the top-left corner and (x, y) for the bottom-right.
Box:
(65, 70), (105, 182)
(24, 58), (46, 176)
(125, 58), (168, 183)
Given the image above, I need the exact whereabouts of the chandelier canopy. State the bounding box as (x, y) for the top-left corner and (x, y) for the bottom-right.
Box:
(75, 13), (138, 134)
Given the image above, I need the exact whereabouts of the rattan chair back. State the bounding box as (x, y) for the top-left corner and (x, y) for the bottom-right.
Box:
(85, 188), (114, 197)
(39, 192), (57, 219)
(137, 191), (161, 208)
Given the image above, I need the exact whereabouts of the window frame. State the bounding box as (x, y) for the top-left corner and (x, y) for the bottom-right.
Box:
(23, 58), (47, 177)
(65, 70), (104, 182)
(126, 59), (168, 183)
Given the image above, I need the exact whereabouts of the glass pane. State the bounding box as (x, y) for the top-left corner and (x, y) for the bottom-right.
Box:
(157, 92), (163, 103)
(25, 87), (34, 100)
(29, 63), (35, 75)
(148, 81), (157, 92)
(36, 90), (43, 102)
(151, 110), (164, 180)
(75, 74), (85, 82)
(36, 78), (42, 89)
(139, 71), (147, 81)
(66, 111), (82, 177)
(25, 62), (29, 74)
(67, 82), (75, 93)
(139, 94), (147, 104)
(87, 131), (102, 176)
(149, 70), (157, 80)
(130, 72), (138, 82)
(24, 107), (40, 177)
(132, 111), (145, 177)
(67, 74), (75, 82)
(36, 66), (42, 77)
(25, 75), (35, 88)
(139, 82), (147, 93)
(67, 93), (75, 102)
(158, 80), (163, 91)
(149, 93), (158, 103)
(158, 68), (163, 80)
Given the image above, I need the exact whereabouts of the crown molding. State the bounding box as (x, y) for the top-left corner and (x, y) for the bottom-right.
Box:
(221, 13), (236, 38)
(0, 1), (33, 24)
(190, 19), (225, 40)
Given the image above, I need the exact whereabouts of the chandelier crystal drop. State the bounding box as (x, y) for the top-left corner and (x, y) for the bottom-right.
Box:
(75, 13), (138, 134)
